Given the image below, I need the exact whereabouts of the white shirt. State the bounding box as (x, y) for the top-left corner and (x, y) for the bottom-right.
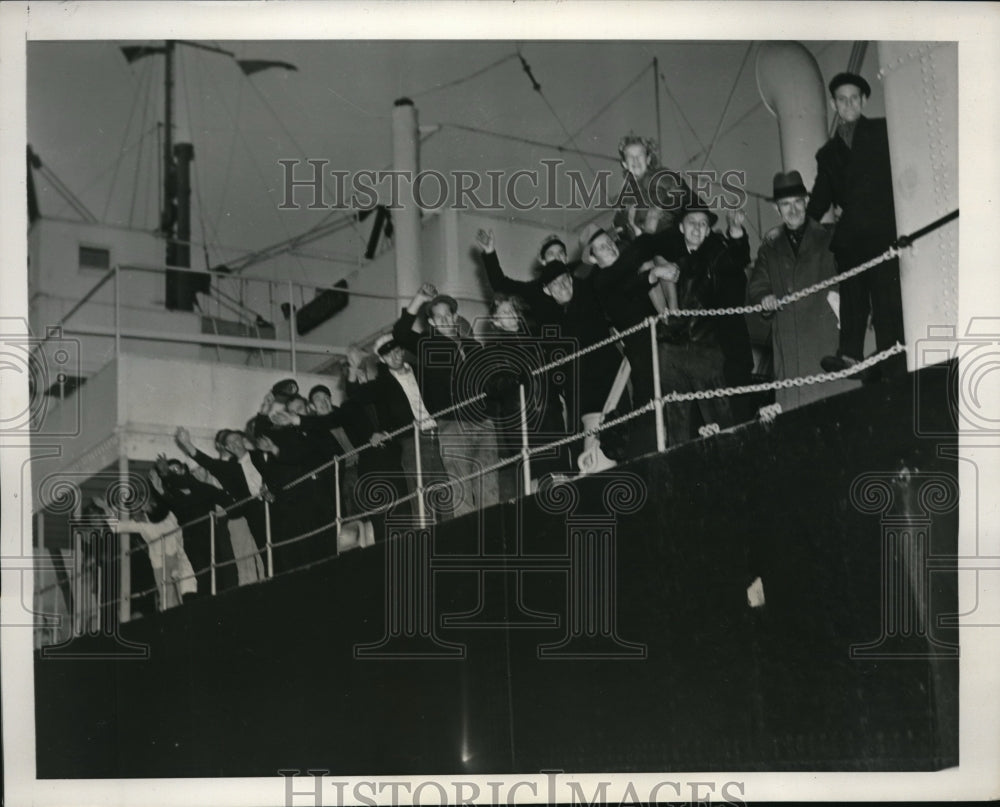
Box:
(114, 513), (197, 597)
(238, 452), (264, 497)
(389, 363), (437, 431)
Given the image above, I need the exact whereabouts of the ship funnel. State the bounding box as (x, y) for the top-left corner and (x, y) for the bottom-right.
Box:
(756, 42), (829, 189)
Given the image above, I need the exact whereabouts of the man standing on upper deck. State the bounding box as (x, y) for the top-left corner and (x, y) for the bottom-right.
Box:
(807, 71), (905, 380)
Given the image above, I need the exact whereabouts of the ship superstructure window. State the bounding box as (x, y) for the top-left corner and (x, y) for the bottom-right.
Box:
(79, 244), (110, 272)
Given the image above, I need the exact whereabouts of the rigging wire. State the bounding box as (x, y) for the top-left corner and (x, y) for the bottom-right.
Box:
(241, 69), (365, 247)
(181, 48), (219, 272)
(211, 50), (245, 240)
(126, 58), (155, 228)
(438, 122), (616, 164)
(699, 42), (755, 170)
(561, 61), (653, 146)
(410, 51), (519, 99)
(515, 47), (595, 174)
(197, 54), (312, 280)
(104, 55), (151, 222)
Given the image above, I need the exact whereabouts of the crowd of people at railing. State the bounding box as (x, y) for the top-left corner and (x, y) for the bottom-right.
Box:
(79, 71), (909, 617)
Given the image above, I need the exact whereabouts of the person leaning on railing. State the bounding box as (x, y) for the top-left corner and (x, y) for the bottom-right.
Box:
(654, 206), (751, 444)
(91, 490), (197, 610)
(249, 408), (338, 574)
(475, 228), (624, 467)
(478, 292), (571, 499)
(582, 222), (682, 457)
(391, 283), (500, 518)
(345, 331), (450, 523)
(150, 456), (235, 597)
(174, 426), (270, 583)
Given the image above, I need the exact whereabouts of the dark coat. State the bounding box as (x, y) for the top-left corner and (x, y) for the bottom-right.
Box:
(391, 308), (482, 417)
(613, 169), (701, 245)
(806, 115), (897, 261)
(665, 231), (753, 385)
(482, 251), (620, 414)
(347, 364), (422, 440)
(748, 221), (855, 409)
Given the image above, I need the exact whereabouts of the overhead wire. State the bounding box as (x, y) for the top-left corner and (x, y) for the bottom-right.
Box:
(699, 42), (755, 171)
(561, 61), (654, 146)
(515, 46), (595, 175)
(197, 52), (312, 282)
(105, 54), (151, 223)
(410, 51), (519, 99)
(126, 58), (155, 228)
(181, 48), (219, 273)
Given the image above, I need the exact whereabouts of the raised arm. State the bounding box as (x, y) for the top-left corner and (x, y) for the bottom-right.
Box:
(391, 282), (437, 353)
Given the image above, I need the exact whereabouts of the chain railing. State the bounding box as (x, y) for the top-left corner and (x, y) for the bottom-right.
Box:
(35, 211), (955, 634)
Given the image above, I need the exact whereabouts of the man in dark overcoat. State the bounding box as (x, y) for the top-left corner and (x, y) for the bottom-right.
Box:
(806, 71), (905, 379)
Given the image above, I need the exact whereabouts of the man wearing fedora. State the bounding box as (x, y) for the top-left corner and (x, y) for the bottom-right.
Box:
(749, 171), (855, 410)
(807, 71), (905, 380)
(656, 205), (753, 442)
(391, 283), (500, 518)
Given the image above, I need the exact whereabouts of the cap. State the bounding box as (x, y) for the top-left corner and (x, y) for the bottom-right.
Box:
(828, 71), (871, 99)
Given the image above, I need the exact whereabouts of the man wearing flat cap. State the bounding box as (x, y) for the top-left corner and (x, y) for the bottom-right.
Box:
(807, 71), (905, 379)
(749, 171), (855, 410)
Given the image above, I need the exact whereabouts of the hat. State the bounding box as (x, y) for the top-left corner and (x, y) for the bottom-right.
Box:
(270, 378), (298, 402)
(538, 234), (567, 262)
(538, 259), (572, 287)
(678, 204), (718, 228)
(770, 170), (809, 202)
(308, 384), (332, 400)
(578, 223), (610, 263)
(374, 334), (400, 356)
(828, 71), (871, 99)
(426, 294), (458, 315)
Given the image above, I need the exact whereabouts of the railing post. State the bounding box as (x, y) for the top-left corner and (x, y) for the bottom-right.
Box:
(113, 264), (121, 361)
(209, 512), (217, 596)
(649, 317), (666, 453)
(118, 532), (132, 624)
(287, 280), (297, 374)
(518, 383), (532, 494)
(264, 500), (274, 578)
(157, 535), (167, 610)
(413, 422), (427, 526)
(334, 456), (343, 553)
(72, 527), (82, 637)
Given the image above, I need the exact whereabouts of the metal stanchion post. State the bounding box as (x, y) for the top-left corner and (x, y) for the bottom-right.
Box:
(264, 500), (274, 578)
(72, 527), (82, 637)
(414, 422), (427, 526)
(518, 383), (532, 493)
(334, 456), (342, 553)
(118, 532), (132, 624)
(287, 280), (297, 374)
(649, 318), (666, 453)
(158, 536), (168, 610)
(209, 512), (217, 596)
(113, 265), (121, 361)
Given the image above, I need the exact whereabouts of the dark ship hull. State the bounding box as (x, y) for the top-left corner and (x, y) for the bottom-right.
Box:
(35, 361), (958, 776)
